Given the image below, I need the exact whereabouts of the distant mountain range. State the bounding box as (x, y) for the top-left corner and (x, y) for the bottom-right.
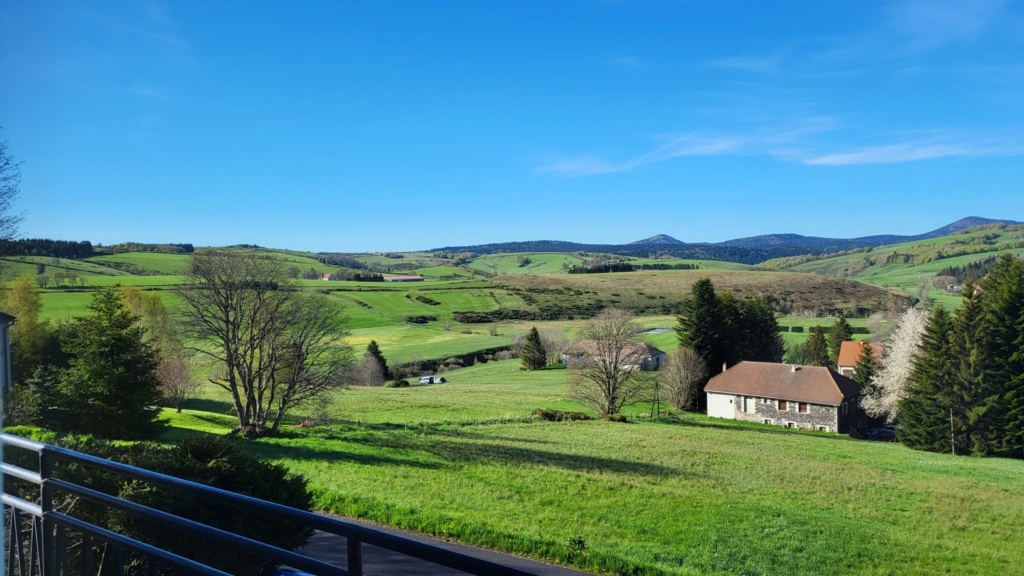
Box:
(432, 217), (1021, 265)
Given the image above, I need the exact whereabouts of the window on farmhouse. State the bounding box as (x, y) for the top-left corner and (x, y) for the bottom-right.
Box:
(798, 402), (808, 414)
(778, 400), (788, 411)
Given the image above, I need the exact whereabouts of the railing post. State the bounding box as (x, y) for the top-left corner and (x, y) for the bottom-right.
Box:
(39, 450), (55, 576)
(347, 537), (363, 576)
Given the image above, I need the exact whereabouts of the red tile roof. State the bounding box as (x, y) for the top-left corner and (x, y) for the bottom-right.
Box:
(837, 341), (883, 368)
(705, 361), (861, 406)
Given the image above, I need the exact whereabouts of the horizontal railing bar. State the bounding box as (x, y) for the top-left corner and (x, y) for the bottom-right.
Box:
(0, 433), (45, 453)
(0, 494), (42, 517)
(2, 433), (539, 576)
(49, 478), (348, 576)
(49, 512), (233, 576)
(1, 462), (43, 484)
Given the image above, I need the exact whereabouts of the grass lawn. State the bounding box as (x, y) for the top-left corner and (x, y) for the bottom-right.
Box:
(165, 360), (1024, 576)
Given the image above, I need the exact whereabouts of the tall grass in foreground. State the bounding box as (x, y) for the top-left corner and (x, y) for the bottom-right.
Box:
(164, 360), (1024, 575)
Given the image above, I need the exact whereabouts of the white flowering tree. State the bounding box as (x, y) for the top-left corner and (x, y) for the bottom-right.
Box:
(861, 308), (928, 421)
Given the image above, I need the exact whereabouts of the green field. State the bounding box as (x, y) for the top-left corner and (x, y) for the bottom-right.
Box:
(764, 225), (1024, 309)
(86, 252), (192, 275)
(164, 360), (1024, 576)
(467, 253), (588, 275)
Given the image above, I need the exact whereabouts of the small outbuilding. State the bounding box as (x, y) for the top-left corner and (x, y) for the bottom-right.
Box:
(705, 361), (863, 433)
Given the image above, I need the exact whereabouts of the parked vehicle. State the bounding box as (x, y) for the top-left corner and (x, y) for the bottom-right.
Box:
(865, 426), (897, 441)
(418, 376), (447, 384)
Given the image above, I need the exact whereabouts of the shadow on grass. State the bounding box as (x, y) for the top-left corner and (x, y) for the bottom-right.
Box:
(298, 420), (554, 445)
(262, 421), (678, 477)
(251, 441), (444, 470)
(419, 438), (680, 477)
(182, 398), (236, 415)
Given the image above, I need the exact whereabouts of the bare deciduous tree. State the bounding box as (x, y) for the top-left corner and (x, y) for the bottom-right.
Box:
(158, 347), (201, 413)
(177, 250), (352, 437)
(352, 354), (387, 386)
(541, 330), (569, 364)
(567, 309), (655, 417)
(0, 133), (24, 240)
(659, 347), (707, 411)
(862, 308), (928, 421)
(867, 312), (885, 336)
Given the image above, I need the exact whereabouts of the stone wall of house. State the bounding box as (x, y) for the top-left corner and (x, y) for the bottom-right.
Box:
(732, 396), (839, 432)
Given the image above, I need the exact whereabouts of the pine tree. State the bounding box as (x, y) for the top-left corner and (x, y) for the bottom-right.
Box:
(852, 342), (878, 388)
(826, 315), (854, 368)
(951, 286), (993, 455)
(900, 306), (956, 454)
(54, 287), (166, 439)
(520, 326), (547, 370)
(737, 296), (784, 363)
(365, 340), (391, 381)
(804, 326), (830, 367)
(676, 278), (735, 379)
(979, 254), (1024, 456)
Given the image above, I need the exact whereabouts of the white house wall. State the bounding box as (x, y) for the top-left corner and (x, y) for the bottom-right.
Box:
(707, 392), (736, 419)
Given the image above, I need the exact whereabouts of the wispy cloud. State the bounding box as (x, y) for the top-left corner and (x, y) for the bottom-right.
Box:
(803, 137), (1024, 166)
(537, 126), (1024, 175)
(535, 134), (745, 177)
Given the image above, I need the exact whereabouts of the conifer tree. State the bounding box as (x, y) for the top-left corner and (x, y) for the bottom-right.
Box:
(951, 286), (993, 455)
(365, 340), (391, 381)
(520, 326), (547, 370)
(676, 278), (735, 379)
(737, 296), (784, 363)
(804, 326), (830, 367)
(979, 254), (1024, 456)
(826, 315), (854, 368)
(52, 287), (166, 439)
(900, 306), (956, 453)
(852, 342), (878, 388)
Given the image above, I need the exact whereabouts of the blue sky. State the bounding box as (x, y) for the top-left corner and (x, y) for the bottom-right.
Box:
(1, 1), (1022, 252)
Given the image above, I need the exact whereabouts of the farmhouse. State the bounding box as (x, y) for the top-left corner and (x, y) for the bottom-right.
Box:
(383, 275), (424, 282)
(320, 273), (333, 281)
(705, 361), (862, 433)
(562, 341), (666, 370)
(836, 341), (884, 377)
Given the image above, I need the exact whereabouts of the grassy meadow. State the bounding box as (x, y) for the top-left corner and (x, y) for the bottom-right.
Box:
(165, 360), (1024, 576)
(8, 241), (1023, 574)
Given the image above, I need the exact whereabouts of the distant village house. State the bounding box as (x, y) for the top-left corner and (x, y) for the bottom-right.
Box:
(836, 341), (884, 378)
(705, 361), (863, 433)
(562, 341), (666, 371)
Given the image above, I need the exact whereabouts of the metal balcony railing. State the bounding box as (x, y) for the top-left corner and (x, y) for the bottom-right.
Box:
(1, 433), (537, 576)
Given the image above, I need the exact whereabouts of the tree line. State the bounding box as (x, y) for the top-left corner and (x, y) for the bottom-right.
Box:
(0, 238), (94, 259)
(894, 254), (1024, 458)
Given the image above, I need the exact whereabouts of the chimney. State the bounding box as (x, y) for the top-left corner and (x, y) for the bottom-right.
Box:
(792, 365), (799, 373)
(722, 362), (727, 374)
